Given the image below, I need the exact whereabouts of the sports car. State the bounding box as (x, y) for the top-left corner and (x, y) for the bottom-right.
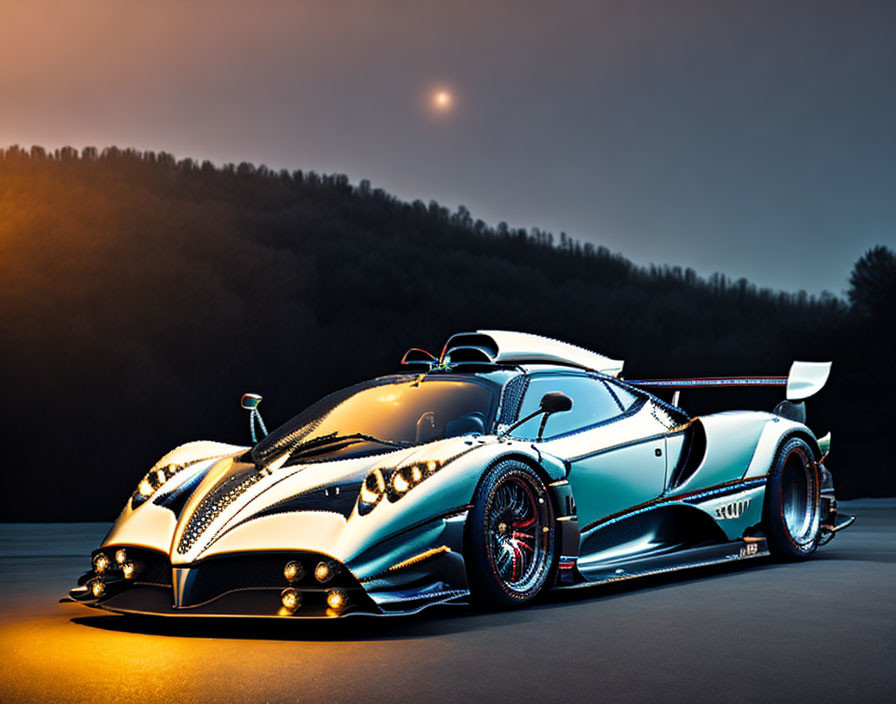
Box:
(65, 330), (854, 618)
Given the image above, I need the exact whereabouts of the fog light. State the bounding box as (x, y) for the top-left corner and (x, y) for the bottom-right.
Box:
(90, 580), (106, 599)
(326, 589), (347, 611)
(283, 561), (304, 583)
(93, 553), (110, 574)
(314, 561), (336, 583)
(115, 549), (128, 565)
(122, 562), (136, 579)
(281, 588), (301, 611)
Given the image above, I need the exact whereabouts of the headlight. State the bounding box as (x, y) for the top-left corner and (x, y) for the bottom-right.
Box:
(358, 459), (446, 514)
(130, 463), (183, 509)
(358, 468), (386, 514)
(385, 460), (443, 503)
(392, 470), (411, 495)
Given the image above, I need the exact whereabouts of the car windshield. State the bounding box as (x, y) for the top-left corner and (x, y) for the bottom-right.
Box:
(252, 375), (497, 464)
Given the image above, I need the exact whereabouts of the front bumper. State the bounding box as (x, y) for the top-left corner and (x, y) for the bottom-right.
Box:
(66, 546), (469, 619)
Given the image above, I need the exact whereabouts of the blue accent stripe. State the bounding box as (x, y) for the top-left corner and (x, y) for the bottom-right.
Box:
(678, 478), (767, 504)
(627, 377), (786, 389)
(583, 477), (767, 534)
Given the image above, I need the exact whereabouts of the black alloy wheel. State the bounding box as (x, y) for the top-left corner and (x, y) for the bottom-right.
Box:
(466, 460), (556, 607)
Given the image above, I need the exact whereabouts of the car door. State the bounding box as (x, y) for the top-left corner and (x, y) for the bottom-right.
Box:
(514, 373), (666, 530)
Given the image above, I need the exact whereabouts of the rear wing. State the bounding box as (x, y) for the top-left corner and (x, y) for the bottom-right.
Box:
(626, 361), (831, 401)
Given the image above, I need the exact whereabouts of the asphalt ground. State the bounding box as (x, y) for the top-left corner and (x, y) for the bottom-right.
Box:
(0, 499), (893, 703)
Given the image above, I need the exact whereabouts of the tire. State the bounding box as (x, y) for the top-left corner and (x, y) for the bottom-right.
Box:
(763, 436), (821, 560)
(466, 459), (556, 607)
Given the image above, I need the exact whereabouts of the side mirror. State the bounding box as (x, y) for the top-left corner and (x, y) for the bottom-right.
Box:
(537, 392), (572, 441)
(240, 393), (268, 443)
(539, 392), (572, 414)
(498, 391), (574, 440)
(241, 393), (262, 410)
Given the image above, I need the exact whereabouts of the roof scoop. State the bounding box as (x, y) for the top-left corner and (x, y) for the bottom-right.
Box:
(441, 330), (624, 376)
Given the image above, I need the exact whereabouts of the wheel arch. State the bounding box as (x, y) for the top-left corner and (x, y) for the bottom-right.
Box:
(769, 429), (821, 472)
(784, 429), (820, 460)
(467, 451), (566, 522)
(743, 417), (821, 481)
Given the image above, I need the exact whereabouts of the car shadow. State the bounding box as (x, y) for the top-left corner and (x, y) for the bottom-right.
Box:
(537, 555), (784, 610)
(69, 603), (484, 641)
(69, 556), (787, 640)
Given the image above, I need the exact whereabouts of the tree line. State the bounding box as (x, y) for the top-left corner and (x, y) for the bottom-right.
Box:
(1, 145), (893, 520)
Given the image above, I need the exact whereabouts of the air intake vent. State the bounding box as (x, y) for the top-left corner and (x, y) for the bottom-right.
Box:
(442, 346), (495, 365)
(441, 330), (624, 376)
(442, 333), (499, 359)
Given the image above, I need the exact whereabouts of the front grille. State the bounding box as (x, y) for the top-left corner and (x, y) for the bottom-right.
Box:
(182, 551), (359, 606)
(91, 550), (377, 616)
(134, 548), (173, 585)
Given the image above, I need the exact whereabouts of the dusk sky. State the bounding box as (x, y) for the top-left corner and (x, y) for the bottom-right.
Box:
(2, 0), (894, 294)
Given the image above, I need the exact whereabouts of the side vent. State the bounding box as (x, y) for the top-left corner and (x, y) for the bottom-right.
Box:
(669, 420), (707, 490)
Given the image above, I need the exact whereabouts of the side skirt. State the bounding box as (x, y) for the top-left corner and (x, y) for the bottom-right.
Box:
(554, 537), (769, 590)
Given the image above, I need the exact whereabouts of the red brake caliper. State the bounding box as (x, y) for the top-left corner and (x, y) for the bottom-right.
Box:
(510, 543), (527, 581)
(512, 514), (536, 553)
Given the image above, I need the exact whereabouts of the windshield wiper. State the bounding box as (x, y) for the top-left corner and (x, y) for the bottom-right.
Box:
(288, 432), (412, 459)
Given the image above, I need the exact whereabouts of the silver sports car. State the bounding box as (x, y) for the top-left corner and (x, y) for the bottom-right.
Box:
(66, 330), (853, 618)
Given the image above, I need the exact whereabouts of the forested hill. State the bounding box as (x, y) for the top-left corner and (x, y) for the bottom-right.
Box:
(1, 145), (893, 520)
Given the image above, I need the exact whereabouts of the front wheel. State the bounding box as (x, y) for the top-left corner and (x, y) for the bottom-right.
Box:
(764, 436), (821, 560)
(466, 460), (556, 607)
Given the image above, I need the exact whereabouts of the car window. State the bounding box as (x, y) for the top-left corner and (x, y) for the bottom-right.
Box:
(512, 374), (627, 439)
(605, 380), (638, 411)
(253, 375), (497, 465)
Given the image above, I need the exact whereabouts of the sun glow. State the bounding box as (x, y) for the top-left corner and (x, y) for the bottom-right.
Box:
(431, 89), (454, 112)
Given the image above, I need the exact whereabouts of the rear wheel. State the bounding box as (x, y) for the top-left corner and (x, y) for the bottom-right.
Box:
(466, 460), (556, 607)
(764, 437), (821, 560)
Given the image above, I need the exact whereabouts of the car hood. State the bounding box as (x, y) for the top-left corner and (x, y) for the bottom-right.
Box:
(169, 436), (477, 564)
